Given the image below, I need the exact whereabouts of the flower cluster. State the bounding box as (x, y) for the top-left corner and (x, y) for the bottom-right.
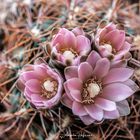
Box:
(17, 22), (138, 125)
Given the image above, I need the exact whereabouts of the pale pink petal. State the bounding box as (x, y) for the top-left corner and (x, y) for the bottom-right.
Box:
(64, 82), (74, 101)
(52, 34), (64, 46)
(111, 31), (125, 51)
(25, 89), (45, 109)
(105, 23), (116, 31)
(111, 59), (127, 68)
(93, 58), (110, 79)
(95, 97), (116, 111)
(78, 62), (93, 81)
(117, 100), (130, 116)
(122, 41), (131, 51)
(25, 79), (42, 93)
(80, 115), (95, 125)
(64, 78), (82, 91)
(124, 79), (139, 92)
(31, 94), (45, 102)
(16, 78), (25, 92)
(59, 28), (69, 34)
(22, 64), (34, 71)
(104, 30), (120, 45)
(103, 68), (134, 85)
(43, 99), (59, 109)
(34, 65), (47, 76)
(72, 101), (87, 116)
(22, 71), (43, 81)
(72, 27), (84, 36)
(86, 51), (101, 69)
(104, 109), (120, 119)
(84, 104), (103, 121)
(76, 35), (90, 54)
(96, 22), (116, 42)
(24, 87), (32, 101)
(98, 46), (114, 58)
(33, 102), (45, 109)
(64, 66), (78, 80)
(114, 42), (131, 61)
(64, 31), (76, 48)
(97, 28), (107, 40)
(102, 83), (133, 101)
(69, 90), (82, 102)
(61, 94), (73, 108)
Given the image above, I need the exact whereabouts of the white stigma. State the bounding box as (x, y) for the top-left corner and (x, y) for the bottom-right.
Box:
(104, 44), (112, 53)
(87, 83), (100, 98)
(43, 80), (55, 92)
(63, 51), (75, 61)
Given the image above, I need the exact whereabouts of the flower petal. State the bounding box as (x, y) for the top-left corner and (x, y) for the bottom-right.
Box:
(78, 62), (93, 81)
(102, 83), (133, 101)
(96, 22), (117, 42)
(64, 78), (82, 91)
(65, 66), (78, 80)
(104, 109), (120, 119)
(95, 97), (116, 111)
(61, 94), (73, 108)
(64, 82), (74, 101)
(85, 104), (103, 121)
(103, 68), (134, 85)
(76, 35), (90, 54)
(72, 27), (84, 36)
(22, 71), (43, 81)
(112, 31), (125, 51)
(86, 51), (101, 69)
(114, 42), (131, 61)
(80, 115), (95, 125)
(98, 45), (113, 58)
(34, 65), (47, 76)
(25, 79), (41, 93)
(31, 94), (45, 102)
(59, 28), (69, 34)
(104, 30), (124, 50)
(111, 59), (127, 68)
(117, 100), (130, 116)
(93, 58), (110, 79)
(72, 101), (87, 116)
(105, 23), (116, 31)
(52, 34), (64, 46)
(24, 87), (33, 101)
(64, 31), (76, 48)
(69, 90), (82, 102)
(124, 79), (139, 92)
(16, 77), (25, 92)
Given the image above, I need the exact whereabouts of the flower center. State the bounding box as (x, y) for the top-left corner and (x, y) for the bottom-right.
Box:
(63, 50), (75, 61)
(60, 48), (78, 61)
(103, 44), (112, 53)
(100, 41), (117, 54)
(81, 78), (102, 104)
(41, 78), (58, 99)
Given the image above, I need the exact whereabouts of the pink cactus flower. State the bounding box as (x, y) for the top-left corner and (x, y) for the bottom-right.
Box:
(95, 23), (131, 61)
(62, 50), (136, 125)
(51, 27), (91, 66)
(17, 59), (63, 109)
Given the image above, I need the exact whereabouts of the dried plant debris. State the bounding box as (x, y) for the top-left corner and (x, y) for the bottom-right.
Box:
(0, 0), (140, 140)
